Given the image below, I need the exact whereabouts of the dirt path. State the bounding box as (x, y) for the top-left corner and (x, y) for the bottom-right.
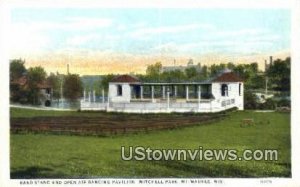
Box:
(11, 114), (226, 135)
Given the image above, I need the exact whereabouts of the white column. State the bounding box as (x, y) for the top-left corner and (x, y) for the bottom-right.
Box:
(106, 96), (110, 109)
(198, 86), (201, 109)
(174, 86), (177, 98)
(140, 85), (143, 99)
(167, 90), (170, 110)
(83, 89), (86, 101)
(151, 86), (154, 103)
(102, 89), (105, 103)
(162, 86), (166, 99)
(88, 91), (91, 103)
(93, 90), (96, 102)
(185, 85), (189, 101)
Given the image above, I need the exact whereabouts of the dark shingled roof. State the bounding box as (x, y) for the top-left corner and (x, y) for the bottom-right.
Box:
(111, 75), (140, 83)
(212, 72), (243, 82)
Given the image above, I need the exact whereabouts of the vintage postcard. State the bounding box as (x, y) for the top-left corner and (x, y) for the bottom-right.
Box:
(0, 0), (299, 186)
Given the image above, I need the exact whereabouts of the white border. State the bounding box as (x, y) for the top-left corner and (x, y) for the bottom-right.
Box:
(0, 0), (299, 187)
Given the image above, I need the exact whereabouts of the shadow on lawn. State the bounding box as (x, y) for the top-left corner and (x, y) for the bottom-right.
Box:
(153, 160), (291, 178)
(11, 166), (64, 179)
(152, 161), (246, 177)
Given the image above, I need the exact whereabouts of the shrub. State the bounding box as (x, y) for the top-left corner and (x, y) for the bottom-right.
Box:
(244, 92), (258, 109)
(258, 99), (276, 110)
(277, 99), (290, 107)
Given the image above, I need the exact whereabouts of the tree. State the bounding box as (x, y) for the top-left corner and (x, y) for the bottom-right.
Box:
(185, 67), (197, 80)
(170, 70), (186, 82)
(10, 59), (27, 103)
(210, 64), (226, 76)
(100, 74), (115, 92)
(227, 62), (235, 70)
(249, 74), (265, 90)
(63, 74), (83, 100)
(249, 63), (258, 73)
(266, 58), (290, 91)
(10, 59), (26, 81)
(201, 65), (209, 79)
(146, 62), (162, 82)
(27, 66), (47, 105)
(244, 92), (258, 109)
(47, 73), (60, 100)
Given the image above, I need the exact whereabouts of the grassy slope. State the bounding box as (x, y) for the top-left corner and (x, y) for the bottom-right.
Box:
(10, 108), (291, 178)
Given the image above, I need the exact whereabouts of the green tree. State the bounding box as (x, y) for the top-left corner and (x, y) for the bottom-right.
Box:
(64, 74), (83, 100)
(10, 59), (26, 81)
(100, 74), (115, 92)
(199, 65), (208, 80)
(27, 66), (47, 105)
(210, 64), (226, 76)
(249, 74), (265, 90)
(244, 92), (258, 109)
(227, 62), (235, 70)
(266, 58), (290, 91)
(47, 73), (60, 99)
(185, 67), (197, 80)
(146, 62), (162, 82)
(10, 59), (27, 103)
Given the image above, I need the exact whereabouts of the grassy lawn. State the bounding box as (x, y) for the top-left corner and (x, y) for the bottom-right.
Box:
(10, 108), (291, 178)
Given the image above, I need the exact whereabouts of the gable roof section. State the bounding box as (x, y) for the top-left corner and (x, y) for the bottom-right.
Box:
(212, 72), (243, 82)
(111, 75), (140, 83)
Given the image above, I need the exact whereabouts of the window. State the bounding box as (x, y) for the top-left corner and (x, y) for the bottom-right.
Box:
(239, 83), (242, 96)
(221, 84), (228, 97)
(117, 85), (122, 96)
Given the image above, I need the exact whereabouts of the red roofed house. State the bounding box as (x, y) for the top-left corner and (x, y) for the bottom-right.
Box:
(10, 75), (53, 106)
(81, 70), (243, 113)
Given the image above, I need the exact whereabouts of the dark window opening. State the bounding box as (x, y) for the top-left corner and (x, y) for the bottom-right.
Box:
(117, 85), (122, 96)
(221, 84), (228, 97)
(239, 83), (241, 96)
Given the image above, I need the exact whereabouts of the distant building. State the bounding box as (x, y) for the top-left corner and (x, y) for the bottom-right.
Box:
(10, 75), (52, 106)
(161, 59), (202, 73)
(265, 56), (273, 72)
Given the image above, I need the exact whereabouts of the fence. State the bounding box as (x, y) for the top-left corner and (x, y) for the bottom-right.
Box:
(81, 97), (237, 113)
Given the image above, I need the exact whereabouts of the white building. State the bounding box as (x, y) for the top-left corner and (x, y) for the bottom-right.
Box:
(161, 59), (201, 73)
(81, 71), (244, 113)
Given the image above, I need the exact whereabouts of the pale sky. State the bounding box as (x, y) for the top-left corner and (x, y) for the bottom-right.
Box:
(10, 8), (290, 75)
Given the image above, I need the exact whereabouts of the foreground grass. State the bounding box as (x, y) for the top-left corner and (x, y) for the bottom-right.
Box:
(10, 109), (291, 178)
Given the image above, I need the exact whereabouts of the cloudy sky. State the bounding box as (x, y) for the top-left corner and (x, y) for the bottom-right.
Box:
(10, 8), (290, 75)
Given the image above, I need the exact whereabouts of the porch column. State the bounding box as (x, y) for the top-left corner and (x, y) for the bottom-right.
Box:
(88, 91), (91, 103)
(151, 85), (154, 102)
(185, 85), (189, 101)
(102, 89), (105, 103)
(93, 90), (96, 102)
(140, 85), (143, 99)
(167, 89), (170, 110)
(106, 95), (110, 109)
(162, 86), (166, 99)
(198, 86), (201, 109)
(174, 85), (177, 98)
(83, 89), (86, 101)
